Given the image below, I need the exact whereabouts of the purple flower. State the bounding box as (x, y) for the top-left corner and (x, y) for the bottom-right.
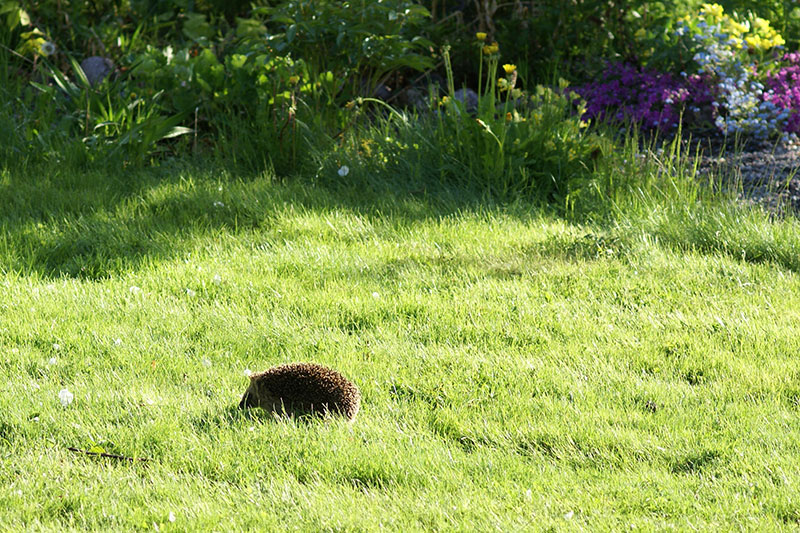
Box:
(573, 62), (714, 130)
(763, 54), (800, 132)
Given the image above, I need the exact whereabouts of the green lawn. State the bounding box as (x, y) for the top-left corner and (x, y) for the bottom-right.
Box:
(2, 164), (800, 530)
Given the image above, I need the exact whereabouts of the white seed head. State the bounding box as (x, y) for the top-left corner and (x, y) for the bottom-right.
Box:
(58, 388), (74, 407)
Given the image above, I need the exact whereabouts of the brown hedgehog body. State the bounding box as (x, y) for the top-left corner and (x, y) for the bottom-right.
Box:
(238, 363), (360, 421)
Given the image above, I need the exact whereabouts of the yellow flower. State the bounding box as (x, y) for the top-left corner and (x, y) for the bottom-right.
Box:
(745, 35), (763, 49)
(497, 78), (508, 90)
(752, 17), (770, 33)
(502, 64), (517, 75)
(439, 95), (451, 107)
(481, 41), (499, 55)
(505, 112), (512, 122)
(476, 32), (487, 41)
(731, 20), (749, 35)
(634, 28), (646, 40)
(288, 75), (300, 84)
(700, 3), (723, 20)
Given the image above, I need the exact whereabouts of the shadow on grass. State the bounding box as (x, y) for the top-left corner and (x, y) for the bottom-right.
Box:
(191, 405), (349, 438)
(0, 158), (516, 280)
(3, 155), (799, 280)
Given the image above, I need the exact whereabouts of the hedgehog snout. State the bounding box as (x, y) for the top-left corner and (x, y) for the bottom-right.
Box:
(238, 391), (255, 409)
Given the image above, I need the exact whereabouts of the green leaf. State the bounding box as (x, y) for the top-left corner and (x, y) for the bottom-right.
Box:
(87, 444), (106, 455)
(0, 2), (19, 15)
(183, 13), (213, 41)
(163, 126), (193, 139)
(68, 55), (91, 89)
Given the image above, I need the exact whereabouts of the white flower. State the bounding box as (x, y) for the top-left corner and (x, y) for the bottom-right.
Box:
(186, 289), (196, 297)
(213, 201), (225, 208)
(371, 291), (380, 299)
(39, 41), (56, 57)
(212, 274), (222, 285)
(52, 343), (61, 351)
(564, 511), (574, 520)
(338, 165), (350, 177)
(48, 357), (57, 365)
(114, 338), (122, 346)
(168, 512), (176, 523)
(58, 388), (74, 407)
(129, 286), (142, 294)
(244, 368), (252, 376)
(202, 358), (212, 367)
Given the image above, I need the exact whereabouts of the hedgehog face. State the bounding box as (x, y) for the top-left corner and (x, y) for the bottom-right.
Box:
(238, 379), (257, 409)
(238, 376), (280, 410)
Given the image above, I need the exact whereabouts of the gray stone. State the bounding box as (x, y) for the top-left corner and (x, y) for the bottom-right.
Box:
(454, 88), (478, 114)
(80, 56), (114, 86)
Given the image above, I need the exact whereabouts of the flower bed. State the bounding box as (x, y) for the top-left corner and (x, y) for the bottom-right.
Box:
(575, 3), (798, 141)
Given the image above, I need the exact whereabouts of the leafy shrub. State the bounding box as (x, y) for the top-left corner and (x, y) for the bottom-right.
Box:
(4, 0), (438, 171)
(253, 0), (434, 101)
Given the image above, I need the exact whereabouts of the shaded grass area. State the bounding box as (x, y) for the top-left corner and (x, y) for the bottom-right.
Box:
(2, 162), (800, 529)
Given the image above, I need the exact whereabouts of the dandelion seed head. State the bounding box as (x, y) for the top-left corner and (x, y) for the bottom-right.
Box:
(40, 41), (56, 57)
(58, 388), (74, 407)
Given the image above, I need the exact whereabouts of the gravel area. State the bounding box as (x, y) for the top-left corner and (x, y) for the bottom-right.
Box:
(690, 136), (800, 215)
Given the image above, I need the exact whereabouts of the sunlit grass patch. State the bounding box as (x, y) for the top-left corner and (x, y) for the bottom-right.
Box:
(1, 162), (800, 529)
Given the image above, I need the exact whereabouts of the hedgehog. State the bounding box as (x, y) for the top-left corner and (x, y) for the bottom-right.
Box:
(238, 362), (360, 421)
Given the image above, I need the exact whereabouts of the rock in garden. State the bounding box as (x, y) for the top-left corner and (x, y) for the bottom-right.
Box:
(80, 56), (114, 86)
(454, 88), (478, 114)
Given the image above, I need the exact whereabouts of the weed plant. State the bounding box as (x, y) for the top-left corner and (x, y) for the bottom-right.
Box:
(313, 40), (613, 210)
